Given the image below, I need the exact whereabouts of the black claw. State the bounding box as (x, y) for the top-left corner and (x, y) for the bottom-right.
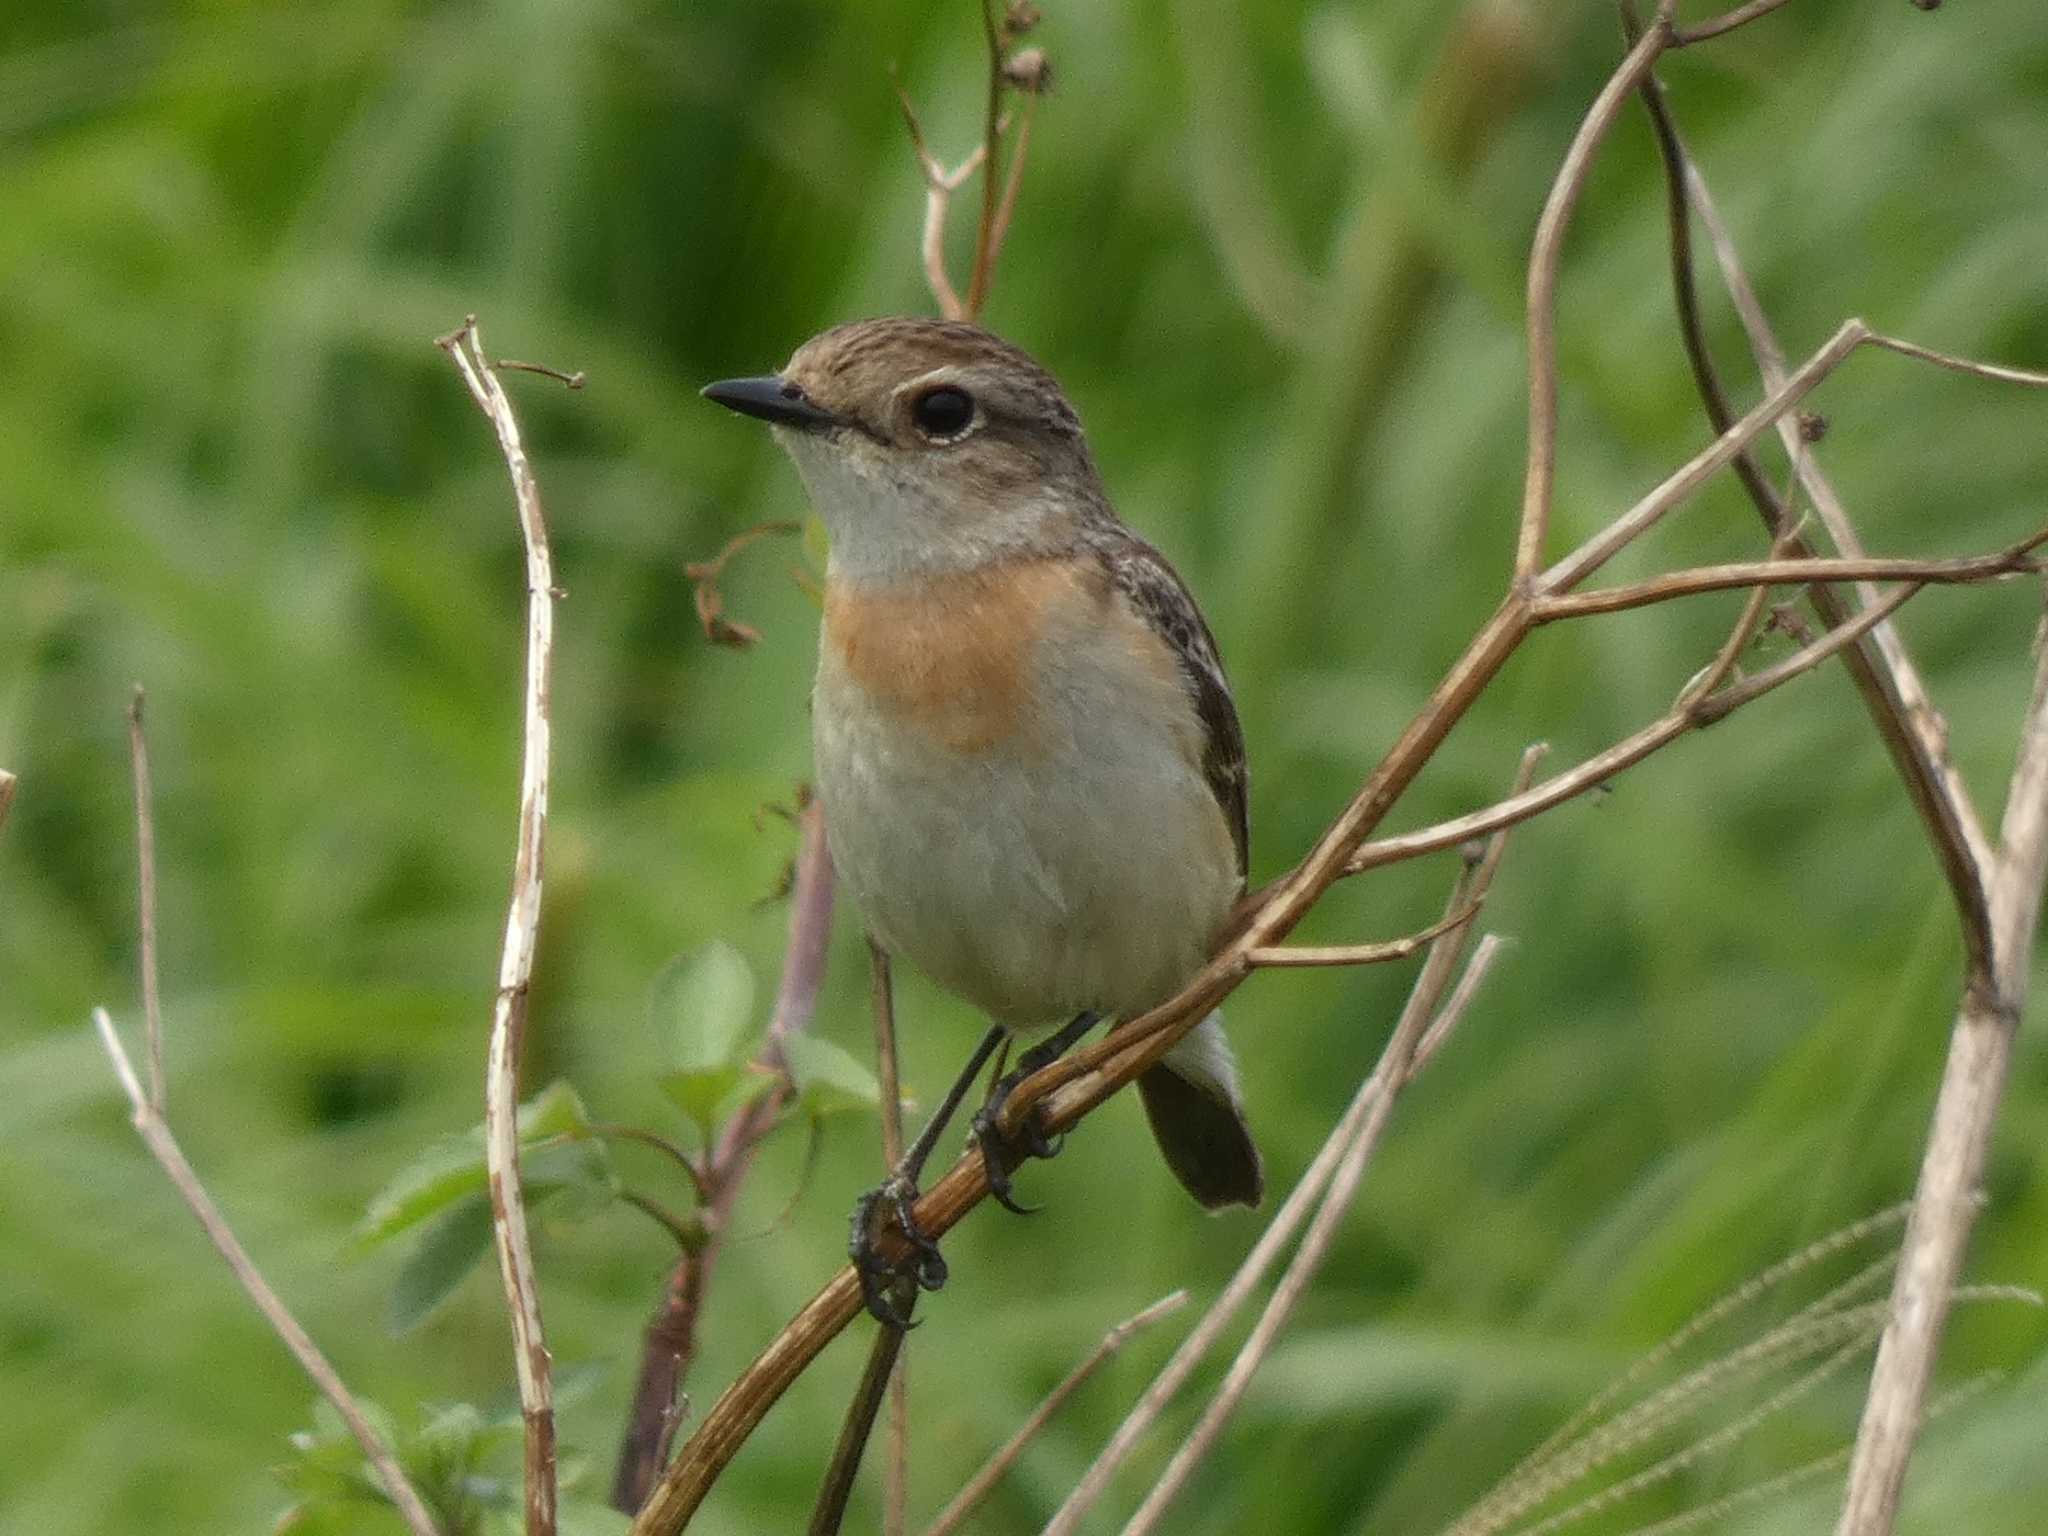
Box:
(848, 1174), (946, 1328)
(970, 1065), (1066, 1215)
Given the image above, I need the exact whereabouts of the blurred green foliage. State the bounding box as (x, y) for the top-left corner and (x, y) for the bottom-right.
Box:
(4, 1), (2048, 1532)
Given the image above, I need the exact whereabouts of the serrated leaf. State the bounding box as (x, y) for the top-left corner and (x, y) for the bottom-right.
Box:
(655, 940), (756, 1079)
(387, 1193), (496, 1335)
(783, 1035), (881, 1116)
(354, 1080), (601, 1249)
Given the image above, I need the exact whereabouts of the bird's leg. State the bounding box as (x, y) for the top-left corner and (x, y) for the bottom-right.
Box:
(972, 1010), (1102, 1214)
(849, 1022), (1008, 1329)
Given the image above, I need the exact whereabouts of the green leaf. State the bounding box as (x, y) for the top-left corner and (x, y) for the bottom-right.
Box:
(652, 941), (757, 1130)
(656, 940), (756, 1074)
(387, 1193), (496, 1335)
(657, 1064), (745, 1131)
(783, 1035), (881, 1117)
(354, 1080), (602, 1249)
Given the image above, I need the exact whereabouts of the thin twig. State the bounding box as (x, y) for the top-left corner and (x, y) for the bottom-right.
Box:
(627, 28), (2048, 1528)
(1242, 901), (1480, 967)
(986, 88), (1041, 269)
(811, 1286), (913, 1536)
(1838, 598), (2048, 1535)
(91, 1009), (443, 1536)
(1409, 934), (1509, 1080)
(1538, 318), (1870, 593)
(494, 359), (587, 390)
(872, 940), (911, 1536)
(623, 1191), (708, 1251)
(1625, 34), (1999, 980)
(611, 797), (836, 1513)
(963, 0), (1005, 320)
(587, 1122), (712, 1204)
(1048, 748), (1539, 1536)
(1115, 758), (1539, 1536)
(435, 314), (560, 1536)
(1347, 581), (1922, 876)
(1863, 331), (2048, 390)
(1670, 0), (1796, 47)
(1533, 541), (2046, 621)
(1515, 3), (1675, 584)
(126, 687), (167, 1114)
(921, 1291), (1189, 1536)
(892, 78), (1008, 322)
(0, 769), (16, 832)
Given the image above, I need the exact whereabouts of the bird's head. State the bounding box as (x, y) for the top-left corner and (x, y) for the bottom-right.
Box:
(704, 317), (1105, 580)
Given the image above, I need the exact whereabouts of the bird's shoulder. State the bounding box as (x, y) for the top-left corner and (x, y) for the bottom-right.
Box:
(1077, 526), (1250, 879)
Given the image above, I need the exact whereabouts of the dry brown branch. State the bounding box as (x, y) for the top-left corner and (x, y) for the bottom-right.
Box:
(1622, 52), (2048, 1523)
(628, 21), (2048, 1530)
(0, 768), (15, 831)
(872, 941), (910, 1536)
(1862, 332), (2048, 390)
(963, 0), (1005, 319)
(1539, 318), (1867, 592)
(894, 4), (1044, 323)
(891, 79), (990, 322)
(435, 314), (562, 1536)
(90, 699), (440, 1532)
(1532, 541), (2047, 621)
(1623, 26), (1999, 983)
(1671, 0), (1796, 46)
(1046, 748), (1536, 1536)
(1838, 606), (2048, 1533)
(1343, 577), (1906, 872)
(125, 687), (167, 1113)
(91, 1005), (444, 1536)
(1114, 758), (1533, 1536)
(1242, 900), (1480, 967)
(1516, 3), (1675, 583)
(920, 1290), (1188, 1536)
(611, 797), (836, 1512)
(685, 520), (802, 649)
(810, 1302), (913, 1536)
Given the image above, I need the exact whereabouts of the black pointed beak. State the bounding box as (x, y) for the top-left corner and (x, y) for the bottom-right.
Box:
(701, 374), (844, 431)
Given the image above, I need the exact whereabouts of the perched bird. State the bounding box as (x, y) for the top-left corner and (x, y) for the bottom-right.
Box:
(705, 318), (1261, 1323)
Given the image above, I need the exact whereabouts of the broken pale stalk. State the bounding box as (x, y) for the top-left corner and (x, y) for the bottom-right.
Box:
(922, 1291), (1189, 1536)
(436, 315), (560, 1536)
(92, 1009), (443, 1536)
(1837, 613), (2048, 1534)
(126, 687), (167, 1113)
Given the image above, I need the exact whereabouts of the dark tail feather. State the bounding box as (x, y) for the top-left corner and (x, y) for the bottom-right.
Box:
(1137, 1063), (1264, 1209)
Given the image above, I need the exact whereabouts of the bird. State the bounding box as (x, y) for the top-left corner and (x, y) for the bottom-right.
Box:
(704, 317), (1261, 1325)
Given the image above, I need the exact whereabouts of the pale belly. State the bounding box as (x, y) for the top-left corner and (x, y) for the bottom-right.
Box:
(813, 650), (1238, 1029)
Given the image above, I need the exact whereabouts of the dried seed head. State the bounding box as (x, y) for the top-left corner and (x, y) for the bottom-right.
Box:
(1003, 47), (1052, 94)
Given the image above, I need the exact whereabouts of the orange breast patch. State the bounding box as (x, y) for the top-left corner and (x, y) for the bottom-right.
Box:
(823, 560), (1099, 754)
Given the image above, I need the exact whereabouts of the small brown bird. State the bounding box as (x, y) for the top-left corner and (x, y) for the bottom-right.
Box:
(706, 318), (1261, 1323)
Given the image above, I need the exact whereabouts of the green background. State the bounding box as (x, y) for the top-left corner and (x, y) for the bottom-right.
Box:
(4, 1), (2047, 1531)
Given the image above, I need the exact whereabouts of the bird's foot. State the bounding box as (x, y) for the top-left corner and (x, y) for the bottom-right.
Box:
(848, 1172), (947, 1329)
(970, 1067), (1066, 1215)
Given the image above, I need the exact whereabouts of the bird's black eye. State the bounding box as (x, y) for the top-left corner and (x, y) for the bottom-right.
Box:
(911, 385), (976, 439)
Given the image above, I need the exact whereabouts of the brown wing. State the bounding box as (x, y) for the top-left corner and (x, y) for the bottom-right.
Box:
(1091, 535), (1249, 883)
